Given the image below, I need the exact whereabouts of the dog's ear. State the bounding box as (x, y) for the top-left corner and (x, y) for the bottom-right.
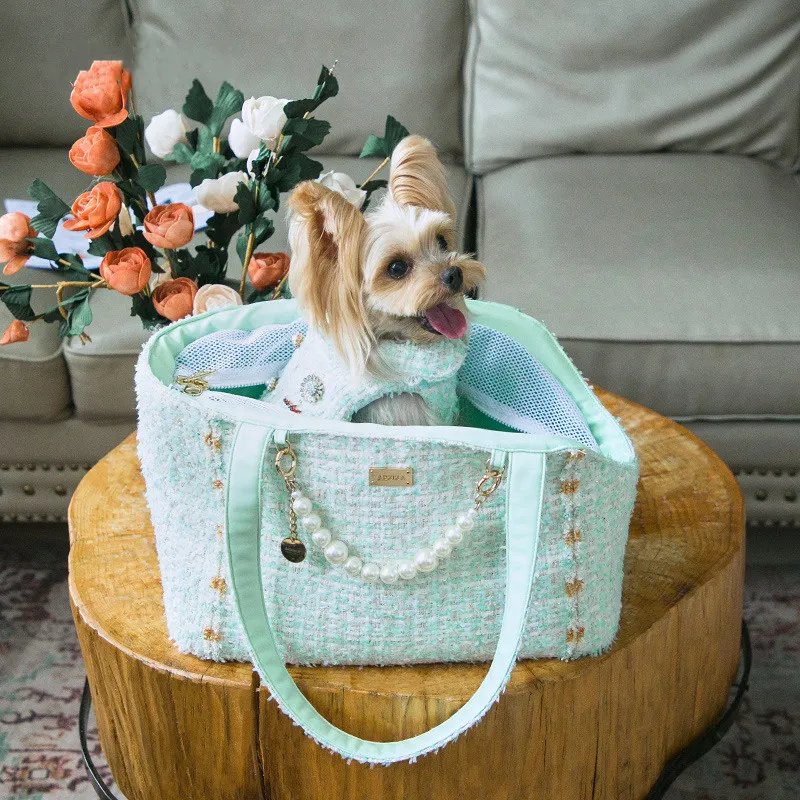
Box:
(287, 181), (372, 372)
(388, 135), (457, 222)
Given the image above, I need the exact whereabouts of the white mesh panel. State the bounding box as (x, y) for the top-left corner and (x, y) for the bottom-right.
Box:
(460, 325), (596, 448)
(174, 318), (308, 388)
(173, 319), (598, 449)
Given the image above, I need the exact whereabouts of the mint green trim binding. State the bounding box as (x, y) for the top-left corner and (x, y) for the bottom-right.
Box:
(225, 422), (547, 765)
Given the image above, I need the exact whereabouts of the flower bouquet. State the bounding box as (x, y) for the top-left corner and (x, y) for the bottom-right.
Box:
(0, 60), (409, 345)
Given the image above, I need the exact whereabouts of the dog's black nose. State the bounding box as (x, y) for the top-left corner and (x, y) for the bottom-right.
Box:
(440, 266), (463, 292)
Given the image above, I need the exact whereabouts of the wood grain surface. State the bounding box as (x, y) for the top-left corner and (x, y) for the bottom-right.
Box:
(69, 391), (745, 800)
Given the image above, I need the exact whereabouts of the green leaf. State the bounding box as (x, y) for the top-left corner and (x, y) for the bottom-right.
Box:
(284, 65), (339, 119)
(42, 304), (65, 323)
(113, 117), (139, 155)
(266, 153), (322, 193)
(294, 153), (324, 181)
(383, 115), (410, 153)
(54, 253), (92, 281)
(247, 143), (272, 179)
(313, 65), (339, 102)
(205, 211), (242, 249)
(189, 151), (226, 186)
(253, 216), (275, 247)
(197, 125), (215, 153)
(207, 81), (245, 137)
(66, 291), (93, 337)
(183, 79), (214, 125)
(87, 236), (115, 257)
(130, 292), (165, 325)
(193, 244), (228, 283)
(28, 179), (70, 238)
(0, 284), (35, 321)
(360, 179), (388, 193)
(165, 142), (194, 164)
(235, 183), (257, 225)
(137, 163), (167, 193)
(359, 135), (386, 159)
(26, 237), (59, 263)
(359, 115), (410, 159)
(282, 98), (318, 119)
(236, 232), (249, 264)
(172, 246), (227, 284)
(279, 117), (331, 153)
(273, 161), (302, 193)
(257, 186), (278, 214)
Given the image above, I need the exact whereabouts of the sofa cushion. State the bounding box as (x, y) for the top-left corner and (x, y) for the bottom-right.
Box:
(62, 155), (471, 419)
(465, 0), (800, 173)
(478, 153), (800, 418)
(0, 266), (71, 423)
(0, 148), (96, 422)
(131, 0), (465, 158)
(0, 1), (131, 146)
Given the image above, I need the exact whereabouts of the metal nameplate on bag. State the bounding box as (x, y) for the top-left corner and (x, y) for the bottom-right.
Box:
(369, 467), (414, 487)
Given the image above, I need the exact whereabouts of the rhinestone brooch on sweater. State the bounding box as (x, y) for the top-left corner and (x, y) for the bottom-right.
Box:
(299, 374), (325, 404)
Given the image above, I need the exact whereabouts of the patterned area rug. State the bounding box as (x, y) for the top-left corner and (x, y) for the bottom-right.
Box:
(0, 530), (798, 799)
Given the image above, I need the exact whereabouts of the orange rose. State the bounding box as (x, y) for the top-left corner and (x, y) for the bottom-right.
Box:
(248, 252), (290, 291)
(100, 247), (152, 296)
(62, 182), (122, 240)
(0, 320), (30, 345)
(152, 277), (198, 321)
(70, 60), (131, 128)
(0, 212), (36, 275)
(69, 126), (120, 176)
(143, 204), (195, 249)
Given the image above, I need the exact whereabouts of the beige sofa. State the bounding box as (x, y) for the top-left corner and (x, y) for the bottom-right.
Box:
(1, 0), (798, 527)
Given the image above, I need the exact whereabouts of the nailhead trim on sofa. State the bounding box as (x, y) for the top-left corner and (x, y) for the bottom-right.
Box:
(0, 461), (92, 523)
(732, 468), (800, 528)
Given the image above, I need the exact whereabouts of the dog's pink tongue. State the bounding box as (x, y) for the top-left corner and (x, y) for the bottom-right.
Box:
(424, 303), (467, 339)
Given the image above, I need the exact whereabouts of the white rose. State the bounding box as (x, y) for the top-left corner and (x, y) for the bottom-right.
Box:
(228, 118), (262, 159)
(144, 109), (188, 159)
(194, 171), (249, 214)
(316, 171), (367, 208)
(193, 283), (243, 315)
(241, 96), (288, 146)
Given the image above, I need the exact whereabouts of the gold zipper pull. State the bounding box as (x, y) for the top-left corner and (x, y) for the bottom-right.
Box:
(176, 369), (216, 396)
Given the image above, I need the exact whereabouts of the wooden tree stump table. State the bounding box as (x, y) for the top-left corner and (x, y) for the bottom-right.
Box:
(68, 391), (745, 800)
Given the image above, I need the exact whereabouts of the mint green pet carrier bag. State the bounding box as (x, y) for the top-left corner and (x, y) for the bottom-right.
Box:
(135, 298), (638, 764)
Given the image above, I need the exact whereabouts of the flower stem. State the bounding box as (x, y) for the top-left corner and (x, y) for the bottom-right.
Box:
(239, 233), (255, 299)
(164, 250), (176, 279)
(359, 156), (390, 188)
(213, 136), (221, 154)
(238, 181), (260, 298)
(55, 284), (69, 319)
(270, 274), (288, 299)
(0, 278), (106, 292)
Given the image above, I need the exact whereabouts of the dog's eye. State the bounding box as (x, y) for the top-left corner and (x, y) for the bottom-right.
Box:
(386, 259), (411, 279)
(436, 235), (449, 251)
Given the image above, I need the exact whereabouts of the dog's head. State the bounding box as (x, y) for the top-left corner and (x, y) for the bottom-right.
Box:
(287, 135), (485, 374)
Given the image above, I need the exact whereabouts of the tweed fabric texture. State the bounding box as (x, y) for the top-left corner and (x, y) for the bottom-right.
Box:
(261, 329), (466, 423)
(136, 341), (637, 665)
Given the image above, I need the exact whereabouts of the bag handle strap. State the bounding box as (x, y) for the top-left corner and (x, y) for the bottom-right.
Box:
(225, 422), (546, 765)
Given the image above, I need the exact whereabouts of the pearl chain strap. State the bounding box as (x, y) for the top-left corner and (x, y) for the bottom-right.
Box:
(274, 438), (505, 583)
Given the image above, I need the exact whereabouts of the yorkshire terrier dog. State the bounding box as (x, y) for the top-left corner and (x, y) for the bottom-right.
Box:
(262, 135), (486, 426)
